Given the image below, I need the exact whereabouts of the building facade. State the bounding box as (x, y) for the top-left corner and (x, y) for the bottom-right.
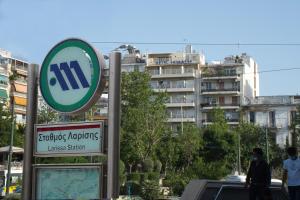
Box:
(146, 46), (205, 130)
(200, 53), (259, 126)
(242, 95), (300, 146)
(0, 49), (29, 124)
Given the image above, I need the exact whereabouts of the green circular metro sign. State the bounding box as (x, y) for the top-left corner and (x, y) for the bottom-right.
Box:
(40, 38), (105, 114)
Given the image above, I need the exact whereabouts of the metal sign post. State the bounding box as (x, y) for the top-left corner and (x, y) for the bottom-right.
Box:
(22, 64), (39, 200)
(22, 39), (120, 200)
(107, 52), (121, 199)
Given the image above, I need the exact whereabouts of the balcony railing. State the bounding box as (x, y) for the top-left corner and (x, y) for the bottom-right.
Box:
(202, 88), (240, 92)
(168, 113), (195, 119)
(167, 99), (195, 104)
(0, 68), (8, 75)
(201, 103), (240, 107)
(202, 72), (238, 78)
(149, 69), (195, 77)
(13, 91), (27, 98)
(202, 118), (239, 123)
(14, 105), (26, 111)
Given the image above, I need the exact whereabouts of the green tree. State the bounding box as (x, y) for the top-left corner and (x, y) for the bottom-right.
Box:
(201, 108), (237, 177)
(0, 102), (12, 147)
(236, 122), (283, 174)
(37, 101), (58, 124)
(140, 180), (160, 200)
(175, 123), (203, 170)
(120, 71), (168, 170)
(290, 105), (300, 147)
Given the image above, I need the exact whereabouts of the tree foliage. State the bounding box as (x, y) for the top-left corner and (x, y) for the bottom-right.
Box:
(0, 102), (24, 148)
(37, 101), (58, 124)
(236, 122), (283, 174)
(201, 108), (237, 177)
(120, 71), (168, 168)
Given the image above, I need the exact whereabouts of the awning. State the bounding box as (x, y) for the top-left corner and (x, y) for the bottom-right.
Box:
(0, 89), (8, 99)
(14, 83), (27, 93)
(14, 96), (27, 106)
(0, 146), (24, 153)
(0, 75), (8, 83)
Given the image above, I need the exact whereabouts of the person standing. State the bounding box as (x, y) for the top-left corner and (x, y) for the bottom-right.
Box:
(282, 147), (300, 200)
(245, 148), (272, 200)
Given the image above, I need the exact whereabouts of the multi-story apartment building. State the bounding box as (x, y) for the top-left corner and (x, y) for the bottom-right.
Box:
(200, 53), (259, 126)
(146, 46), (205, 130)
(0, 49), (29, 124)
(242, 95), (300, 146)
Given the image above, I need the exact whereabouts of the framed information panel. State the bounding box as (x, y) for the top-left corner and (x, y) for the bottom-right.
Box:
(34, 165), (102, 200)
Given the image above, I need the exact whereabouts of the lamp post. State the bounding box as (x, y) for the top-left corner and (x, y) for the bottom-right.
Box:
(237, 132), (241, 175)
(265, 112), (270, 163)
(6, 73), (16, 196)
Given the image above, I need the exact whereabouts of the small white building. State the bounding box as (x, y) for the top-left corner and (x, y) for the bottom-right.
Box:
(242, 95), (300, 147)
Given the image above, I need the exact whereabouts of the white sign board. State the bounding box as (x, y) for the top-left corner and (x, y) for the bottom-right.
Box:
(34, 121), (103, 156)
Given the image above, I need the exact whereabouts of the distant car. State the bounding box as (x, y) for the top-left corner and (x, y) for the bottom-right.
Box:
(224, 175), (282, 185)
(271, 179), (282, 185)
(224, 175), (246, 183)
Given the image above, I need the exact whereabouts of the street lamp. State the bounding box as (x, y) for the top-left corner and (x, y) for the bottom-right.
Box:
(5, 71), (16, 196)
(265, 111), (270, 163)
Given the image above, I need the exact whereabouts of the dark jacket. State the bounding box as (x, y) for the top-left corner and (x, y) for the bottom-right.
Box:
(246, 160), (271, 186)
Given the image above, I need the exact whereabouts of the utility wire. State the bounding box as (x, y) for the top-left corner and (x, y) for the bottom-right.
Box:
(258, 67), (300, 74)
(91, 41), (300, 46)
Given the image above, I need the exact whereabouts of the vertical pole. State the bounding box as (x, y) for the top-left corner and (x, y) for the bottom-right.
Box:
(107, 52), (121, 199)
(181, 105), (183, 134)
(266, 112), (270, 163)
(22, 64), (39, 200)
(238, 133), (241, 175)
(5, 96), (15, 195)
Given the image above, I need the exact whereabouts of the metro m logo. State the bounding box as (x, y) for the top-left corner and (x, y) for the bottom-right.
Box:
(50, 60), (90, 91)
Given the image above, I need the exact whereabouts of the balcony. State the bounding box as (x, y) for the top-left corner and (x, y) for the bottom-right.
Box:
(201, 103), (240, 110)
(167, 116), (196, 123)
(14, 104), (26, 114)
(202, 118), (239, 125)
(153, 87), (195, 93)
(201, 88), (240, 95)
(0, 81), (8, 89)
(166, 102), (195, 107)
(202, 72), (240, 80)
(151, 69), (196, 78)
(0, 68), (8, 76)
(13, 91), (27, 98)
(14, 65), (28, 75)
(15, 79), (27, 85)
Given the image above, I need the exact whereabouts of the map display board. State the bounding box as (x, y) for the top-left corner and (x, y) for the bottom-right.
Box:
(35, 166), (101, 200)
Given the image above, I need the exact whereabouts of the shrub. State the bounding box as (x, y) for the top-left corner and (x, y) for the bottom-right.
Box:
(4, 193), (21, 200)
(127, 172), (141, 183)
(125, 181), (141, 195)
(147, 172), (160, 181)
(143, 158), (154, 172)
(153, 160), (162, 173)
(140, 180), (160, 200)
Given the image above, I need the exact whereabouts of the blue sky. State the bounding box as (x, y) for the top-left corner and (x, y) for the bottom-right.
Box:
(0, 0), (300, 95)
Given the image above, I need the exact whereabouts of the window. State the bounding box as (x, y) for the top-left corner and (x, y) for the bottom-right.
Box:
(219, 96), (225, 105)
(250, 112), (255, 123)
(185, 80), (194, 88)
(232, 96), (238, 105)
(291, 111), (297, 124)
(269, 111), (276, 127)
(150, 81), (157, 89)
